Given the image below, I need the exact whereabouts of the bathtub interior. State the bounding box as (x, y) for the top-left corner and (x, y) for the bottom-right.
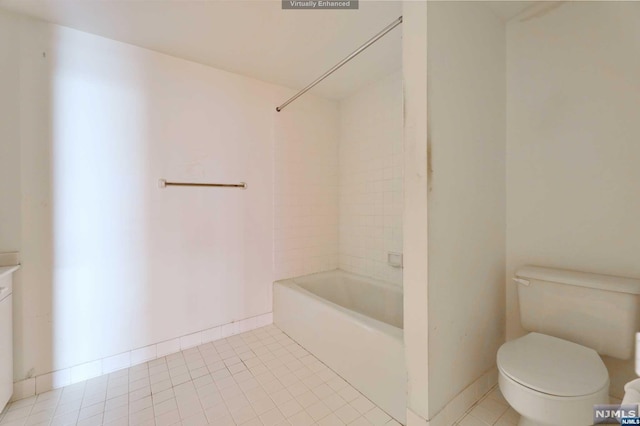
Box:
(291, 270), (403, 329)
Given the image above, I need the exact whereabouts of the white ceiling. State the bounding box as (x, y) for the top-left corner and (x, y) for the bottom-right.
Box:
(0, 0), (403, 100)
(484, 1), (536, 21)
(0, 1), (541, 99)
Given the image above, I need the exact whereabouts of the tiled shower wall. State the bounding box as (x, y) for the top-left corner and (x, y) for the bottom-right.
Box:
(273, 93), (340, 281)
(338, 71), (404, 286)
(273, 72), (403, 285)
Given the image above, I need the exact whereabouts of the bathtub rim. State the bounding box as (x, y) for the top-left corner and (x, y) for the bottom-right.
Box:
(274, 270), (404, 342)
(291, 268), (403, 292)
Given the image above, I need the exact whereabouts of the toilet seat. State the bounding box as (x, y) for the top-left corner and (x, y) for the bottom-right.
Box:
(497, 332), (608, 397)
(498, 333), (610, 426)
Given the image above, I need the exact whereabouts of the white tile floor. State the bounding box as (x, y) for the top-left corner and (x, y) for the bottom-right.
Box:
(0, 325), (402, 426)
(455, 388), (519, 426)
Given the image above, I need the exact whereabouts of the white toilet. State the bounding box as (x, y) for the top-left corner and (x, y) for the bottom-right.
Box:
(497, 266), (640, 426)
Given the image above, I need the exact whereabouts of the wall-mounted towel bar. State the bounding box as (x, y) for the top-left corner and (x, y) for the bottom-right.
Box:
(158, 179), (247, 189)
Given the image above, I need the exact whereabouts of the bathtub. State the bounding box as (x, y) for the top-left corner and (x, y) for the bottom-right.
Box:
(274, 270), (406, 424)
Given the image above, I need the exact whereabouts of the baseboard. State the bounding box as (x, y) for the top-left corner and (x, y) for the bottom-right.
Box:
(426, 367), (498, 426)
(11, 312), (273, 401)
(406, 408), (428, 426)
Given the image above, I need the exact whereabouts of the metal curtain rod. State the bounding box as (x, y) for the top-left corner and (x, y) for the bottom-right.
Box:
(158, 179), (247, 189)
(276, 15), (403, 112)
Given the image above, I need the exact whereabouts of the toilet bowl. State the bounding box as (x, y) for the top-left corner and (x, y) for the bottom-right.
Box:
(498, 332), (609, 426)
(501, 266), (640, 424)
(496, 265), (640, 426)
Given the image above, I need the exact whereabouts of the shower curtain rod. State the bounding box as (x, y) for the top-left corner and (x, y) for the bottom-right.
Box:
(276, 15), (403, 112)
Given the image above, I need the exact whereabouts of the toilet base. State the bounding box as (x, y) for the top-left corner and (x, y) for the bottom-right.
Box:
(517, 417), (550, 426)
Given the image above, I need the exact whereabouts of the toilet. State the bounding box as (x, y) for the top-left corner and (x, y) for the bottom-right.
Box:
(497, 266), (640, 426)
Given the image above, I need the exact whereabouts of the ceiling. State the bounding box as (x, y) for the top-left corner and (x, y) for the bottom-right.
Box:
(0, 1), (540, 99)
(484, 1), (536, 21)
(0, 0), (403, 100)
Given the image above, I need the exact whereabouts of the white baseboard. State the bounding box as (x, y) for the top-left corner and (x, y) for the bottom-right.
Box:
(426, 367), (498, 426)
(11, 312), (273, 401)
(406, 408), (428, 426)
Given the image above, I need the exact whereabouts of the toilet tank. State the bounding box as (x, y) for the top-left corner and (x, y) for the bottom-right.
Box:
(516, 265), (640, 360)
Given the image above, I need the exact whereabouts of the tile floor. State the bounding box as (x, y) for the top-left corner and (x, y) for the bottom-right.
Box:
(0, 325), (402, 426)
(455, 387), (519, 426)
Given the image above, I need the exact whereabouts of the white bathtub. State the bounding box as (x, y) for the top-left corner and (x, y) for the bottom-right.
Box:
(274, 270), (406, 424)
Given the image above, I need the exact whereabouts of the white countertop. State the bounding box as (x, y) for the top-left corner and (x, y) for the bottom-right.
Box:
(0, 266), (20, 279)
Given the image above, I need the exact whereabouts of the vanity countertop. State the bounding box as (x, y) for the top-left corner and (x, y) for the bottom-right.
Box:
(0, 265), (20, 279)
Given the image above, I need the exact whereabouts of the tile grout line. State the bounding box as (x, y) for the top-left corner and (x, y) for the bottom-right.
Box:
(10, 312), (274, 403)
(2, 325), (401, 426)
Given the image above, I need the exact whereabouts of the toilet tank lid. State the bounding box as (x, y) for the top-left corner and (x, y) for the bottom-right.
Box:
(516, 265), (640, 295)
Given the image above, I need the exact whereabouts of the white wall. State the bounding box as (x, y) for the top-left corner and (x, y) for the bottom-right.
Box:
(0, 11), (335, 394)
(402, 1), (429, 421)
(18, 15), (274, 384)
(338, 70), (403, 286)
(506, 2), (640, 398)
(427, 2), (506, 419)
(0, 9), (21, 253)
(273, 93), (339, 281)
